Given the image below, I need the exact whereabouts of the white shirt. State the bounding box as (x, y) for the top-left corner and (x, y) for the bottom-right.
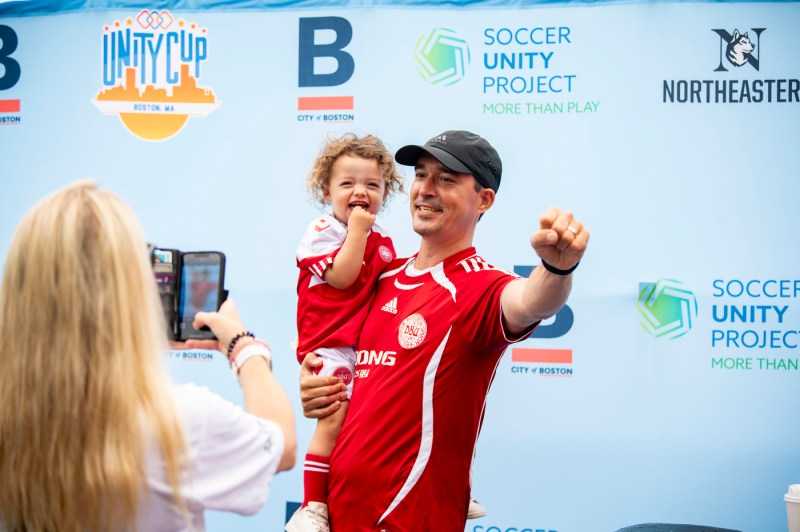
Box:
(137, 383), (284, 531)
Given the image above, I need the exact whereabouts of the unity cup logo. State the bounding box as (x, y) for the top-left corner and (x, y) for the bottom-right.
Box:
(638, 279), (698, 339)
(414, 28), (470, 86)
(93, 10), (221, 141)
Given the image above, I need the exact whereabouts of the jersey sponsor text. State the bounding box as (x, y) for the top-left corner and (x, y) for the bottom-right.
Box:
(356, 349), (397, 366)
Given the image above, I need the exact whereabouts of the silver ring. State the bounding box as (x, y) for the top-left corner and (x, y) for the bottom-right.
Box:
(567, 225), (578, 235)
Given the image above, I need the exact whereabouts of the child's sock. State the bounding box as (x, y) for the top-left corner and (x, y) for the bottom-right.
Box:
(302, 453), (330, 506)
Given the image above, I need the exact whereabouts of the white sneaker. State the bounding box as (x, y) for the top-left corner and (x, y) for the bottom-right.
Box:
(467, 498), (487, 519)
(285, 501), (330, 532)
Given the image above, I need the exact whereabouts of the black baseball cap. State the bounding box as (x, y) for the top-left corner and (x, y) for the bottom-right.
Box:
(395, 130), (502, 192)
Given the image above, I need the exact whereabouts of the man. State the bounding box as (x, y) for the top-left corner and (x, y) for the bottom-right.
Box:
(298, 130), (589, 531)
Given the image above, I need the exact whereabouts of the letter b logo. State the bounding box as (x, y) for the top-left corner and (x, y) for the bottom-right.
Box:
(298, 17), (354, 87)
(0, 25), (22, 90)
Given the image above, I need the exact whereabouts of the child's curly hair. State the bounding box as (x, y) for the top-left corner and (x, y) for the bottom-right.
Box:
(307, 133), (405, 209)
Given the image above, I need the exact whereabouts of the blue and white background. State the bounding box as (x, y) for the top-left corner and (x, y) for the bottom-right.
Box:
(1, 0), (798, 530)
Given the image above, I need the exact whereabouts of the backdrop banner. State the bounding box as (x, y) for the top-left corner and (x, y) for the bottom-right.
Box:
(1, 1), (798, 530)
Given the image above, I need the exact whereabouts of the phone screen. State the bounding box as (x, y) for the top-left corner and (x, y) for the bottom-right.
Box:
(178, 251), (225, 340)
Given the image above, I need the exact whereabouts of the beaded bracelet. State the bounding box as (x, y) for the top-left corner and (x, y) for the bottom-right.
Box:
(227, 331), (254, 359)
(541, 260), (579, 276)
(228, 335), (257, 363)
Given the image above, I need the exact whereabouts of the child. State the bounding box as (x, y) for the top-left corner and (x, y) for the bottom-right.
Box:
(286, 134), (404, 532)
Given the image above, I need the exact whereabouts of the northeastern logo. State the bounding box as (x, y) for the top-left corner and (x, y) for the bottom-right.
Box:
(93, 10), (221, 141)
(713, 28), (763, 71)
(663, 26), (800, 104)
(398, 313), (427, 349)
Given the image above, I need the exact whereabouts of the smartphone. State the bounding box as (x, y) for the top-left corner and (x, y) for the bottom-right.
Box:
(151, 247), (181, 340)
(177, 251), (226, 340)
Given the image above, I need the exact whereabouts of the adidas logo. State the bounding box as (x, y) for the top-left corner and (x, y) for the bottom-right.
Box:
(381, 297), (398, 314)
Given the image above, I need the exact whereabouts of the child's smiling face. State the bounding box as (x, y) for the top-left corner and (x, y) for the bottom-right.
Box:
(324, 155), (386, 225)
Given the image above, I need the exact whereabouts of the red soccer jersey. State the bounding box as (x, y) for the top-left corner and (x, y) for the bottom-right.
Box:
(295, 214), (395, 361)
(328, 247), (535, 531)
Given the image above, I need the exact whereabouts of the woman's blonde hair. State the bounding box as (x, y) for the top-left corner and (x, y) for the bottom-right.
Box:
(307, 133), (405, 208)
(0, 181), (187, 531)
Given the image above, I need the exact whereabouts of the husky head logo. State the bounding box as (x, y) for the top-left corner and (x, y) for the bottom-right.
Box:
(713, 27), (764, 72)
(726, 30), (754, 67)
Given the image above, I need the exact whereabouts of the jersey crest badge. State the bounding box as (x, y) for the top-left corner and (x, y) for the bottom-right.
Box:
(332, 366), (353, 385)
(378, 245), (394, 262)
(398, 313), (427, 348)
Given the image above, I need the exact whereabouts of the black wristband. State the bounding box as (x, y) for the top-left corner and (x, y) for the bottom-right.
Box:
(227, 330), (254, 358)
(541, 260), (579, 276)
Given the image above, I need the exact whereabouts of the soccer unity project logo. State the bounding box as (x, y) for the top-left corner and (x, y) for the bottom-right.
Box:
(637, 279), (698, 340)
(414, 28), (470, 86)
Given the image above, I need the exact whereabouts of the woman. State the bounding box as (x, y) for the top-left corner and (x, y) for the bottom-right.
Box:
(0, 181), (295, 531)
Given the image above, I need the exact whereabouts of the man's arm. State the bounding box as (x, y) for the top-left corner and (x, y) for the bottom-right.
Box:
(501, 207), (589, 336)
(324, 207), (375, 289)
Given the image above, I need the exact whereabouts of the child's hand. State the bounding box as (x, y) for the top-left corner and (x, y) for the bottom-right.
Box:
(348, 206), (376, 234)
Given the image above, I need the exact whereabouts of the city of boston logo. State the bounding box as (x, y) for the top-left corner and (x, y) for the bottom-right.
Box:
(414, 28), (470, 86)
(637, 279), (698, 339)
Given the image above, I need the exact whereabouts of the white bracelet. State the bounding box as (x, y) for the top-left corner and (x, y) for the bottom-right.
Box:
(231, 342), (272, 379)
